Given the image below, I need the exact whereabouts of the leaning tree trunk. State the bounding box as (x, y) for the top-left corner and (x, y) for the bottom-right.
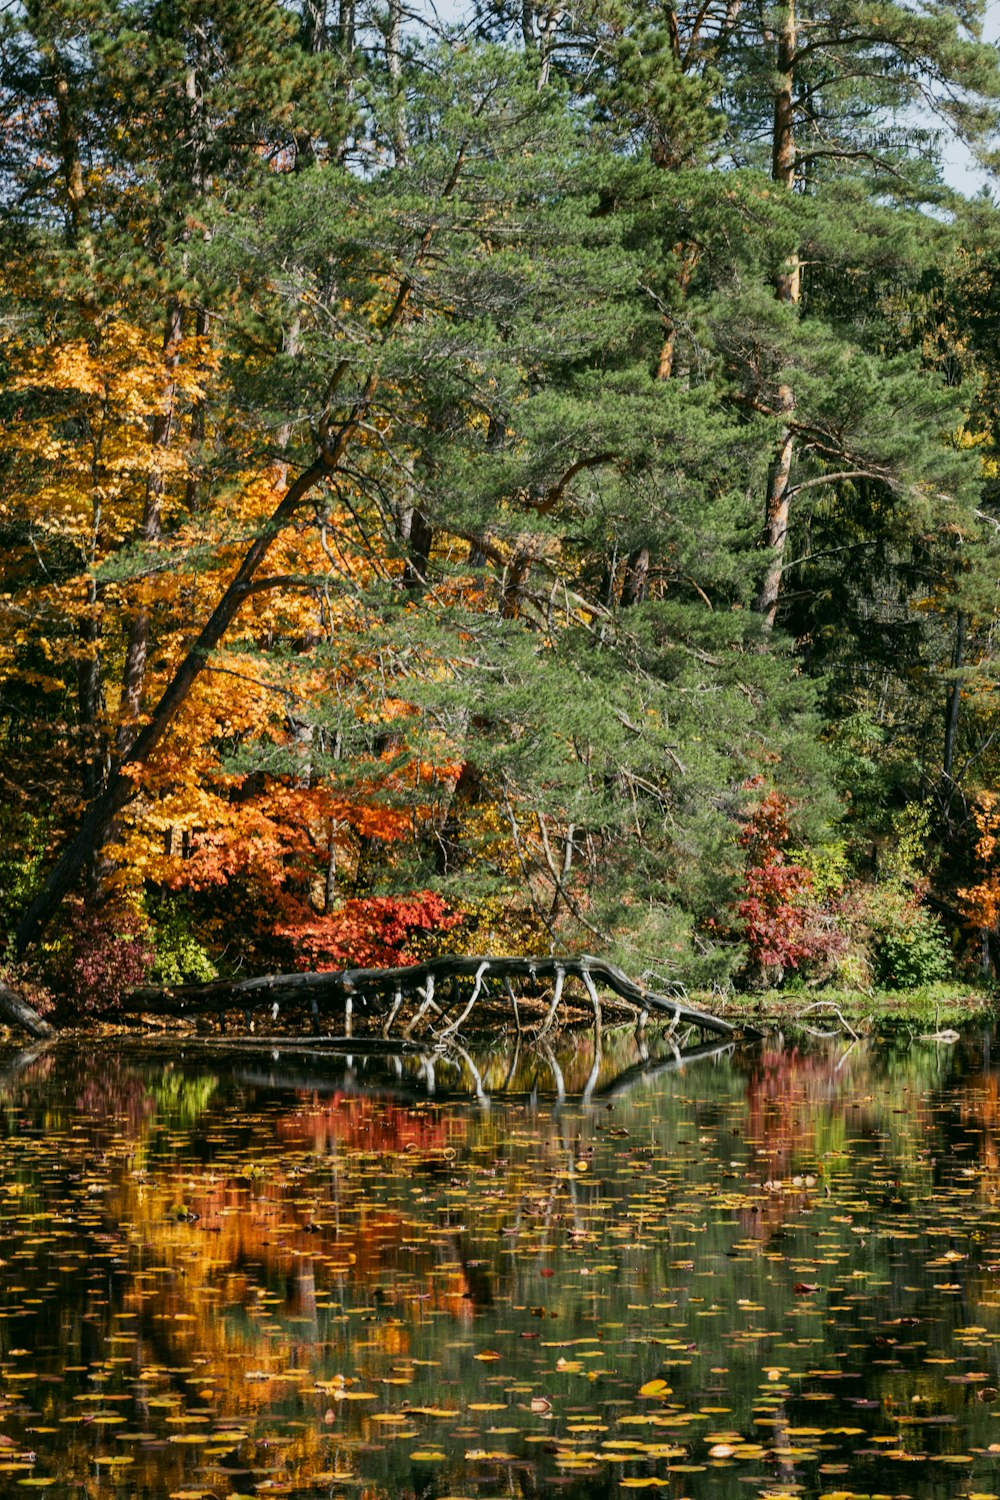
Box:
(13, 146), (471, 960)
(13, 455), (329, 959)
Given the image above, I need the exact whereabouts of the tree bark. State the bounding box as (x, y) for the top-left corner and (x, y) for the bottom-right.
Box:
(183, 308), (212, 511)
(77, 582), (105, 804)
(620, 546), (650, 607)
(394, 462), (434, 590)
(654, 246), (697, 379)
(51, 64), (88, 247)
(772, 1), (799, 205)
(501, 552), (533, 618)
(754, 385), (796, 626)
(323, 821), (338, 912)
(403, 509), (433, 590)
(302, 0), (328, 52)
(521, 0), (536, 49)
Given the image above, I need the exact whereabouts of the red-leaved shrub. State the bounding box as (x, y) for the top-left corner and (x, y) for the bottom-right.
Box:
(55, 906), (155, 1013)
(277, 891), (463, 970)
(736, 784), (817, 979)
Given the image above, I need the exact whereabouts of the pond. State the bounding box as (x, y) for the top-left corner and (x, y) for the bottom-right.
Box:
(1, 1027), (1000, 1500)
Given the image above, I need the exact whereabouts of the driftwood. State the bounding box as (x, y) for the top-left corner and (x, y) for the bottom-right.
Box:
(0, 952), (744, 1045)
(124, 953), (740, 1042)
(797, 998), (861, 1041)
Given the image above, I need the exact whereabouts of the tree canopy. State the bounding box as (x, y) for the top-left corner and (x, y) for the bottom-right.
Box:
(3, 0), (1000, 1010)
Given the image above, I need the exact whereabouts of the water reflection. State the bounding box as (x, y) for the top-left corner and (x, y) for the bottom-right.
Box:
(0, 1030), (1000, 1499)
(208, 1027), (738, 1107)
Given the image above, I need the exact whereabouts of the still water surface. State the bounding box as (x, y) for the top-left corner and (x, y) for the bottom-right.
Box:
(1, 1029), (1000, 1499)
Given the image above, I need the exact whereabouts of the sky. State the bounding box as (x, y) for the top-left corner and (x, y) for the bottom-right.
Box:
(943, 0), (1000, 196)
(423, 0), (1000, 198)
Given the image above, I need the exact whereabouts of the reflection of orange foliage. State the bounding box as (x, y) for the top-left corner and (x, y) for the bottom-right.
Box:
(745, 1046), (824, 1171)
(962, 1069), (1000, 1192)
(277, 1094), (461, 1154)
(103, 1090), (490, 1373)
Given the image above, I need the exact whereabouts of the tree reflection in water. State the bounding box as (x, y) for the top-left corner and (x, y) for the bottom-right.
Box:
(0, 1029), (996, 1500)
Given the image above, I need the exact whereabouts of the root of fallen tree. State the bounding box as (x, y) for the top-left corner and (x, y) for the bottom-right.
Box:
(0, 954), (748, 1043)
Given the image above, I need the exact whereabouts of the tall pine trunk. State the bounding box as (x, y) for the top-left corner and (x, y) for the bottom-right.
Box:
(754, 384), (796, 625)
(943, 609), (965, 781)
(754, 0), (799, 631)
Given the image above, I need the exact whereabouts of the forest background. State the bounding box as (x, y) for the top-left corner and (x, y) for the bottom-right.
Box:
(5, 0), (1000, 1018)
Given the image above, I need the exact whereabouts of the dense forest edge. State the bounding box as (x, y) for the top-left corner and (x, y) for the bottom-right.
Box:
(6, 0), (1000, 1033)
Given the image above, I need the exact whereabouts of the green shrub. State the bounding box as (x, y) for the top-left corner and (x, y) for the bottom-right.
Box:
(147, 899), (218, 986)
(871, 901), (951, 990)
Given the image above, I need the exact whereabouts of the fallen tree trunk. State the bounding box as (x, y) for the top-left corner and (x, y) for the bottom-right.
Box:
(0, 981), (56, 1040)
(123, 953), (740, 1040)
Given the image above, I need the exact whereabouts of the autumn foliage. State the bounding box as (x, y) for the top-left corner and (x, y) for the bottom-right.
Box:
(5, 0), (1000, 1010)
(277, 893), (463, 970)
(960, 793), (1000, 937)
(51, 904), (155, 1013)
